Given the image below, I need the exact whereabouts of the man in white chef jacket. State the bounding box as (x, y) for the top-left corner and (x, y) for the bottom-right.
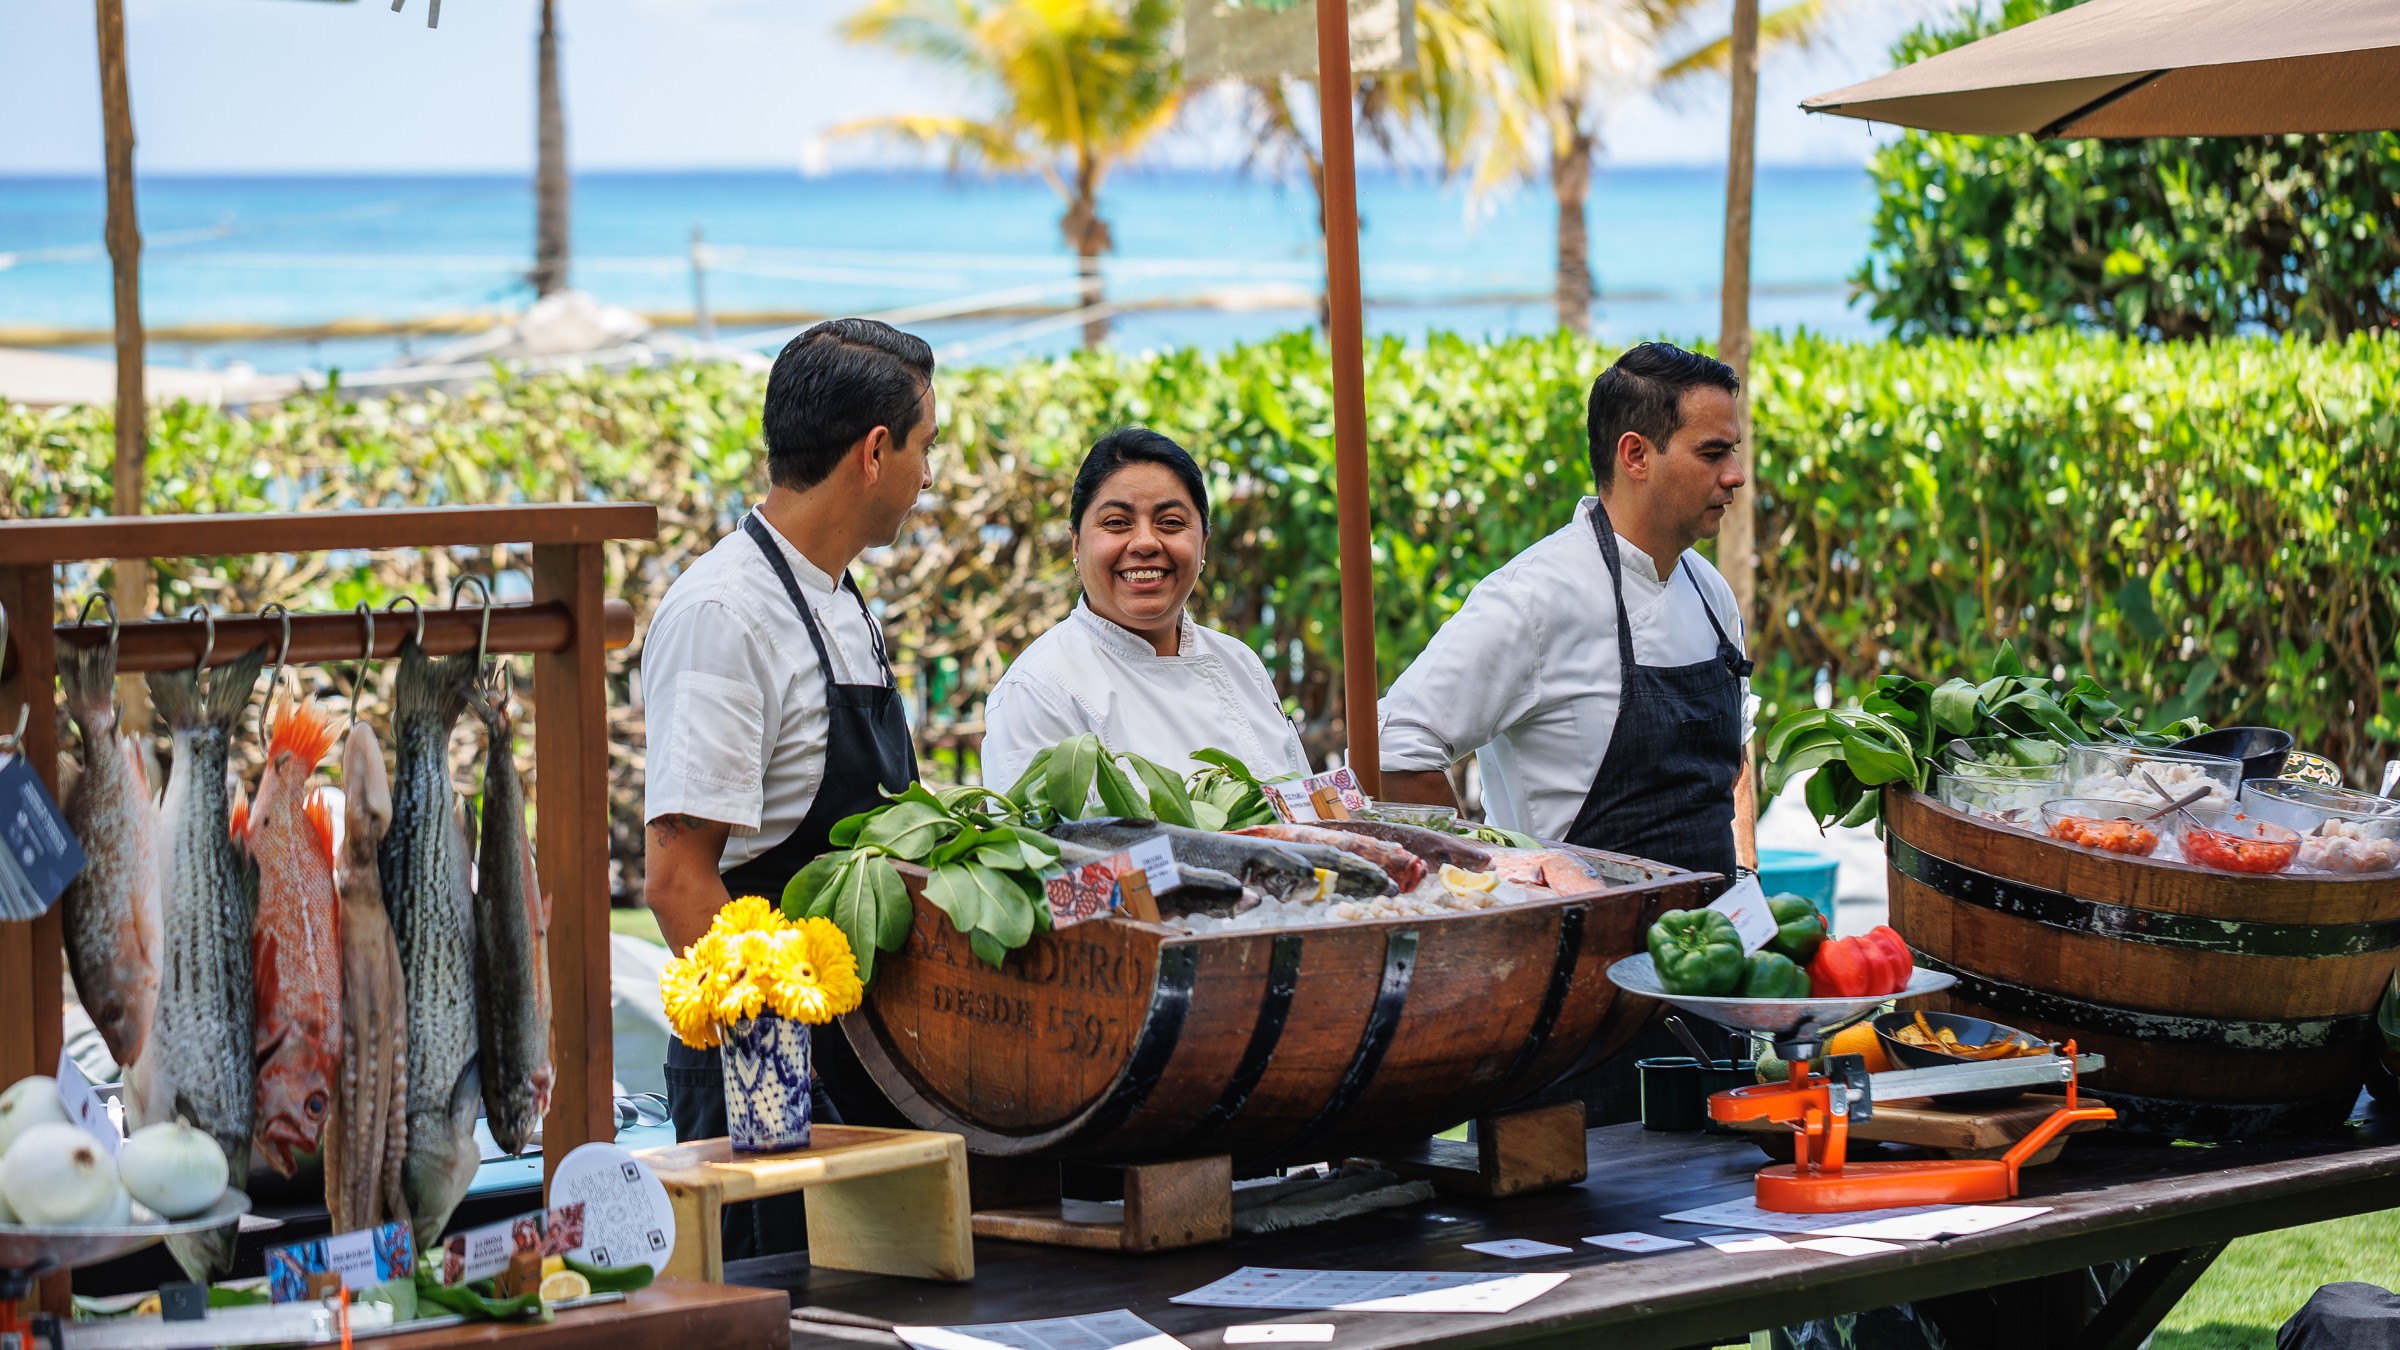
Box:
(1380, 343), (1758, 1121)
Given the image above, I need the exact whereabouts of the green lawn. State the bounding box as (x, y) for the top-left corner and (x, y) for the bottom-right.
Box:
(2152, 1209), (2400, 1349)
(609, 905), (666, 946)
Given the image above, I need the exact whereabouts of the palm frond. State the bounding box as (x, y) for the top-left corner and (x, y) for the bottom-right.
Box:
(1656, 0), (1831, 86)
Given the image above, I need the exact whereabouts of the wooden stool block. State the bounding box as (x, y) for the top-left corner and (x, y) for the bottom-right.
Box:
(635, 1125), (973, 1284)
(1366, 1102), (1590, 1198)
(973, 1154), (1233, 1253)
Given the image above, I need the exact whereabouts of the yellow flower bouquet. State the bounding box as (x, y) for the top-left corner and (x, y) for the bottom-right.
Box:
(661, 897), (866, 1152)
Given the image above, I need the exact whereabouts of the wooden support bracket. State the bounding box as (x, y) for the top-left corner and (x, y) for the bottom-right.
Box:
(973, 1154), (1233, 1254)
(636, 1125), (974, 1284)
(1364, 1101), (1590, 1199)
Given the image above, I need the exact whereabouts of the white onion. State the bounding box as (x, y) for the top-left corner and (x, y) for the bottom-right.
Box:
(117, 1122), (228, 1219)
(74, 1183), (133, 1229)
(1, 1123), (121, 1226)
(0, 1077), (69, 1158)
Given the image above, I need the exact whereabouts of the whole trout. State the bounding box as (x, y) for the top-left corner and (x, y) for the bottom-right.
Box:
(133, 645), (265, 1282)
(327, 723), (409, 1234)
(1044, 819), (1330, 902)
(1235, 822), (1425, 893)
(378, 640), (481, 1245)
(249, 697), (344, 1176)
(57, 639), (160, 1072)
(467, 684), (551, 1157)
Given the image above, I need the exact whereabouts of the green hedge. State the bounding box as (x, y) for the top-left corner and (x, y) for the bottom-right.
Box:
(7, 328), (2397, 795)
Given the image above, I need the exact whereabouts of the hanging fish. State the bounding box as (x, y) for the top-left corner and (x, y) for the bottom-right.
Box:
(327, 721), (409, 1234)
(378, 639), (481, 1245)
(131, 645), (264, 1281)
(467, 683), (553, 1157)
(56, 638), (161, 1073)
(249, 696), (344, 1176)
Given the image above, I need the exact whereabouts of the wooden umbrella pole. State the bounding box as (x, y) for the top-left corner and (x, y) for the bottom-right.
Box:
(1313, 0), (1380, 795)
(96, 0), (152, 726)
(1717, 0), (1762, 630)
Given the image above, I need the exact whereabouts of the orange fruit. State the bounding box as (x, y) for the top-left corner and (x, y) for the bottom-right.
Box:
(1825, 1021), (1891, 1074)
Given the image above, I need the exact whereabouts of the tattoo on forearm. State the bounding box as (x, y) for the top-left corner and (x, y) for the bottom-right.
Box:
(650, 813), (713, 844)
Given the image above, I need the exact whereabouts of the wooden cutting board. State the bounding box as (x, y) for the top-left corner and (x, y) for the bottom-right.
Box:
(1725, 1092), (2112, 1160)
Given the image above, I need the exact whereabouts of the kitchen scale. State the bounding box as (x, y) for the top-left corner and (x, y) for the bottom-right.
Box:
(0, 1194), (251, 1350)
(1608, 955), (2114, 1212)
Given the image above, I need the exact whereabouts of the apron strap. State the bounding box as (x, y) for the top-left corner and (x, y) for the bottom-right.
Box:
(1586, 501), (1639, 675)
(742, 511), (894, 691)
(1683, 568), (1756, 678)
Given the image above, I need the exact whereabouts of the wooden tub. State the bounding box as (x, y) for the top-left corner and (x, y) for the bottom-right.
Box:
(1885, 787), (2400, 1137)
(840, 850), (1716, 1166)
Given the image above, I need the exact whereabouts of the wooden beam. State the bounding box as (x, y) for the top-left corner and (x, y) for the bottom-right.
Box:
(15, 598), (636, 680)
(1, 563), (68, 1316)
(1313, 0), (1380, 795)
(0, 503), (658, 564)
(533, 542), (613, 1182)
(1717, 0), (1762, 631)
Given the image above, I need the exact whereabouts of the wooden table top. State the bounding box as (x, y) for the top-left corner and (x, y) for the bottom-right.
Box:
(375, 1279), (787, 1350)
(760, 1107), (2400, 1350)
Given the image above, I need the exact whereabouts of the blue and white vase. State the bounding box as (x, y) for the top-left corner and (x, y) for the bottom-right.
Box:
(720, 1015), (813, 1152)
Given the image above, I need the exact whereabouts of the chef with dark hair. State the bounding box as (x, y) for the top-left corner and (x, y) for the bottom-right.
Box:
(1378, 340), (1759, 879)
(640, 317), (936, 1253)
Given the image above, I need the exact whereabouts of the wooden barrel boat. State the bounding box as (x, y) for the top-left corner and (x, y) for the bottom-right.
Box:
(840, 849), (1716, 1165)
(1885, 788), (2400, 1137)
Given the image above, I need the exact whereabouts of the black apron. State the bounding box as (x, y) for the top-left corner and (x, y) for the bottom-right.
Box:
(663, 511), (919, 1260)
(1538, 500), (1752, 1124)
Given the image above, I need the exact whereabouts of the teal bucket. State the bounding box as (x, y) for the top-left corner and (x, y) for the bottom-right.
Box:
(1756, 847), (1838, 931)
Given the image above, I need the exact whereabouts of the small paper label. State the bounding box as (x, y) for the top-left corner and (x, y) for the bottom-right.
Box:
(438, 1202), (584, 1285)
(1462, 1239), (1574, 1259)
(1224, 1327), (1336, 1344)
(1042, 861), (1123, 930)
(1583, 1231), (1694, 1253)
(55, 1049), (121, 1152)
(1123, 834), (1178, 896)
(1699, 1232), (1791, 1253)
(1706, 876), (1777, 953)
(1265, 769), (1366, 824)
(0, 755), (84, 921)
(267, 1221), (414, 1302)
(1794, 1237), (1905, 1256)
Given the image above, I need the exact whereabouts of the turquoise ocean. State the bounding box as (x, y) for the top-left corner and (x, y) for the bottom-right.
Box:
(1, 167), (1879, 373)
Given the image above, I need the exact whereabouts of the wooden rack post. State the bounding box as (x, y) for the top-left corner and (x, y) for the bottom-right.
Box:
(0, 506), (656, 1210)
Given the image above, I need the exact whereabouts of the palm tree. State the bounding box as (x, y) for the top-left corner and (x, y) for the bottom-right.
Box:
(841, 0), (1182, 348)
(1383, 0), (1827, 336)
(532, 0), (570, 298)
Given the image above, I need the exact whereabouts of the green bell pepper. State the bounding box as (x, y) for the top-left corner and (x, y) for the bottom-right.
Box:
(1765, 893), (1827, 965)
(1647, 909), (1746, 996)
(1737, 950), (1812, 999)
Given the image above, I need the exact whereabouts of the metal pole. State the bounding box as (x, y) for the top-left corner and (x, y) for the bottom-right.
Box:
(1717, 0), (1762, 630)
(96, 0), (151, 728)
(690, 225), (715, 343)
(1313, 0), (1379, 794)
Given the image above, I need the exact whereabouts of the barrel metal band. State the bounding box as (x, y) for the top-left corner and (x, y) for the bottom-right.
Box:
(1500, 906), (1586, 1090)
(1891, 837), (2400, 958)
(1916, 953), (2372, 1050)
(1075, 943), (1200, 1142)
(1171, 933), (1306, 1152)
(1276, 928), (1419, 1160)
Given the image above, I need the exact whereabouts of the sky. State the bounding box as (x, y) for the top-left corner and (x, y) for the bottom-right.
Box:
(0, 0), (1939, 176)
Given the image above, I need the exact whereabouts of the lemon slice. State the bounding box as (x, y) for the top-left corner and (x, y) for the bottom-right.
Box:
(542, 1255), (566, 1278)
(1312, 868), (1335, 900)
(540, 1270), (591, 1303)
(1440, 864), (1498, 895)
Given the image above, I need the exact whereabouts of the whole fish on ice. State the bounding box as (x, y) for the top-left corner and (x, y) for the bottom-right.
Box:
(248, 695), (344, 1176)
(378, 639), (481, 1245)
(327, 721), (409, 1234)
(467, 683), (552, 1158)
(131, 645), (265, 1281)
(1234, 822), (1426, 892)
(56, 638), (161, 1072)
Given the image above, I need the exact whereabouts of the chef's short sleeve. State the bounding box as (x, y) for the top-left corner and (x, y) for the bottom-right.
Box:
(642, 597), (778, 834)
(981, 673), (1093, 790)
(1379, 576), (1543, 772)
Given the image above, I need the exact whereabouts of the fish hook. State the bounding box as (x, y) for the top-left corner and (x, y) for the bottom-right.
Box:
(449, 574), (494, 672)
(184, 605), (216, 679)
(347, 602), (377, 731)
(386, 596), (426, 651)
(75, 594), (122, 733)
(258, 602), (294, 723)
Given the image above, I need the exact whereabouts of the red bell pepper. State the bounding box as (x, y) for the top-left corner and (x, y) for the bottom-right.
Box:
(1865, 926), (1916, 993)
(1807, 937), (1874, 998)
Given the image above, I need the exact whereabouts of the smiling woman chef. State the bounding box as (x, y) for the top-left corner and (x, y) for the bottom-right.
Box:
(1378, 344), (1759, 1121)
(980, 427), (1312, 787)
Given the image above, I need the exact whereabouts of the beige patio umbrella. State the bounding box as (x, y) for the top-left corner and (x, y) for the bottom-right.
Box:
(1801, 0), (2400, 137)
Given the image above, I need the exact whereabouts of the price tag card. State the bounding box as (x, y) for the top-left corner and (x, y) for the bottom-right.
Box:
(266, 1221), (414, 1302)
(1043, 862), (1123, 931)
(1223, 1327), (1336, 1344)
(1583, 1232), (1694, 1254)
(1699, 1233), (1791, 1254)
(1461, 1239), (1573, 1259)
(55, 1048), (121, 1152)
(437, 1202), (584, 1285)
(1122, 834), (1178, 896)
(1264, 769), (1366, 824)
(1705, 875), (1777, 953)
(0, 754), (85, 921)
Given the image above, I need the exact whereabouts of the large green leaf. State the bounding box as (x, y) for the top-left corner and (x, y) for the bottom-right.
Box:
(823, 854), (909, 984)
(1930, 679), (1983, 738)
(1091, 753), (1146, 818)
(1045, 735), (1102, 820)
(858, 801), (958, 860)
(1126, 754), (1198, 827)
(782, 851), (850, 920)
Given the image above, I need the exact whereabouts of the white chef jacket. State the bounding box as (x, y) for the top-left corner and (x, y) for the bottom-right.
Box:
(981, 600), (1311, 789)
(1379, 497), (1756, 842)
(641, 509), (898, 868)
